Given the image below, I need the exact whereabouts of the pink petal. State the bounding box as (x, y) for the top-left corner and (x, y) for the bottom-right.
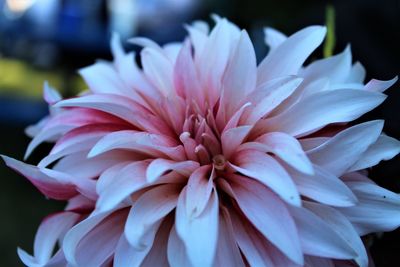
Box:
(96, 161), (149, 212)
(88, 130), (185, 161)
(186, 165), (214, 218)
(221, 125), (252, 159)
(125, 184), (180, 249)
(257, 26), (326, 84)
(228, 175), (303, 265)
(240, 132), (313, 174)
(146, 159), (199, 182)
(63, 209), (126, 266)
(54, 94), (171, 136)
(54, 151), (136, 180)
(307, 121), (383, 176)
(175, 187), (219, 267)
(230, 150), (301, 206)
(1, 155), (77, 200)
(174, 40), (205, 109)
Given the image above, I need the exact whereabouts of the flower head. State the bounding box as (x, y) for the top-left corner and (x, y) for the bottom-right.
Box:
(3, 16), (400, 267)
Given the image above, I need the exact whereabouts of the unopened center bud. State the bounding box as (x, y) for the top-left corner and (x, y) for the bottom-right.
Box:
(212, 154), (226, 171)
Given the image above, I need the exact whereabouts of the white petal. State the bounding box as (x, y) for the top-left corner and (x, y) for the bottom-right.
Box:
(364, 76), (398, 92)
(300, 45), (352, 84)
(289, 205), (358, 259)
(244, 76), (303, 124)
(347, 62), (366, 83)
(63, 210), (125, 266)
(125, 184), (180, 250)
(96, 161), (149, 212)
(307, 121), (383, 176)
(262, 90), (386, 137)
(146, 159), (199, 182)
(349, 134), (400, 171)
(222, 30), (257, 116)
(338, 181), (400, 235)
(167, 225), (193, 267)
(141, 47), (175, 97)
(290, 165), (357, 207)
(34, 212), (79, 264)
(264, 27), (287, 51)
(305, 201), (368, 267)
(257, 26), (326, 84)
(114, 235), (149, 267)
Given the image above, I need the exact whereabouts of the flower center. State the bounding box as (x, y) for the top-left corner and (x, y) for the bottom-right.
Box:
(212, 154), (226, 171)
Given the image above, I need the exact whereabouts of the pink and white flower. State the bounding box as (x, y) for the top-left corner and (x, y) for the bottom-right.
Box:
(3, 16), (400, 267)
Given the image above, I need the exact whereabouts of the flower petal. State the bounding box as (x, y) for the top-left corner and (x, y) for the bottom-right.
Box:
(289, 205), (358, 259)
(176, 187), (219, 267)
(146, 159), (199, 182)
(244, 76), (303, 124)
(263, 27), (287, 51)
(307, 121), (383, 176)
(186, 165), (214, 218)
(305, 201), (368, 267)
(261, 90), (386, 137)
(125, 184), (180, 249)
(349, 134), (400, 171)
(1, 155), (77, 200)
(338, 182), (400, 235)
(213, 207), (246, 267)
(257, 25), (326, 84)
(240, 132), (313, 175)
(221, 30), (257, 117)
(63, 209), (127, 266)
(96, 161), (149, 212)
(289, 165), (357, 207)
(228, 175), (303, 265)
(221, 125), (252, 159)
(230, 150), (301, 206)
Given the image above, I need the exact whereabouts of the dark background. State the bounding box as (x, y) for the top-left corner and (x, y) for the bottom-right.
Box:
(0, 0), (399, 266)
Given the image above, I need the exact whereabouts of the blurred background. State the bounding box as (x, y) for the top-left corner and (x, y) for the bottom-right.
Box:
(0, 0), (399, 266)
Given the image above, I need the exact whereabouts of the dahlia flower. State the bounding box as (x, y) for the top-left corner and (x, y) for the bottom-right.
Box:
(3, 16), (400, 267)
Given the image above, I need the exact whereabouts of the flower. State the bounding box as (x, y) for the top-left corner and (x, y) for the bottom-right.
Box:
(3, 16), (400, 267)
